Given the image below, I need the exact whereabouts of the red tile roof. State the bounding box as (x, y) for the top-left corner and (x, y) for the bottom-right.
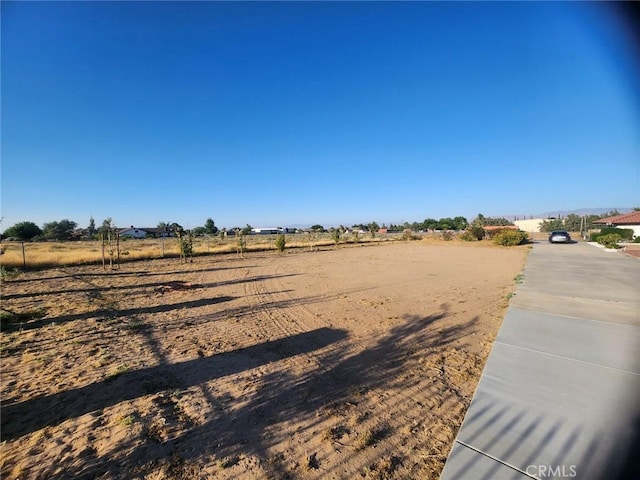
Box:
(594, 211), (640, 225)
(482, 225), (518, 230)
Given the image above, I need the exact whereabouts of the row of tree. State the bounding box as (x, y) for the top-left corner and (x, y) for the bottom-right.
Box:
(539, 210), (626, 232)
(0, 217), (223, 242)
(2, 211), (630, 242)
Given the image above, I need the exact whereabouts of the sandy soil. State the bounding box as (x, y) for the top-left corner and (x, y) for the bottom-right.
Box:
(1, 241), (528, 479)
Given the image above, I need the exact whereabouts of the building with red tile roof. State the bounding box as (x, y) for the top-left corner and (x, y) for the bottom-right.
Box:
(594, 211), (640, 238)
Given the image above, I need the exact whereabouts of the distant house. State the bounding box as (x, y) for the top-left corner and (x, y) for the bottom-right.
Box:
(514, 218), (545, 233)
(250, 227), (297, 235)
(251, 228), (281, 235)
(118, 227), (174, 238)
(594, 211), (640, 239)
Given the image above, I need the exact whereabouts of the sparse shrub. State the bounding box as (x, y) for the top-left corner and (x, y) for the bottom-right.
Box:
(275, 233), (286, 252)
(126, 320), (146, 331)
(305, 453), (319, 471)
(217, 456), (239, 470)
(0, 266), (21, 280)
(458, 230), (476, 241)
(441, 230), (453, 241)
(352, 231), (360, 243)
(355, 424), (389, 450)
(0, 307), (46, 327)
(590, 227), (633, 242)
(493, 229), (528, 246)
(331, 229), (341, 245)
(105, 364), (130, 381)
(597, 233), (622, 249)
(323, 424), (349, 442)
(119, 414), (137, 426)
(402, 229), (419, 241)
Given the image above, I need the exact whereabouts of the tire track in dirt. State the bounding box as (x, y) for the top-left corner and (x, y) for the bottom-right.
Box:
(241, 258), (344, 380)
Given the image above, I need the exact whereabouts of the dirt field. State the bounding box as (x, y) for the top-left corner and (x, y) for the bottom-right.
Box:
(1, 241), (528, 479)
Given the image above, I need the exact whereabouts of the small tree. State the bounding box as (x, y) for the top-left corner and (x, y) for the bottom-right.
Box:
(236, 229), (246, 257)
(87, 217), (96, 239)
(173, 225), (193, 262)
(331, 228), (341, 245)
(368, 222), (379, 238)
(307, 230), (316, 251)
(275, 233), (286, 252)
(99, 220), (120, 270)
(99, 218), (116, 237)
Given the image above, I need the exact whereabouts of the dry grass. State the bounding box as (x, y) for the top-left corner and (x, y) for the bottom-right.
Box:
(0, 230), (534, 270)
(0, 234), (404, 269)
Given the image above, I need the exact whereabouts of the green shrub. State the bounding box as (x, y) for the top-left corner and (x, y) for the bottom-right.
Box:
(632, 236), (640, 243)
(331, 229), (341, 245)
(275, 233), (286, 252)
(458, 230), (476, 241)
(469, 225), (485, 240)
(484, 227), (516, 240)
(591, 227), (633, 242)
(459, 225), (486, 241)
(597, 233), (622, 249)
(493, 229), (528, 246)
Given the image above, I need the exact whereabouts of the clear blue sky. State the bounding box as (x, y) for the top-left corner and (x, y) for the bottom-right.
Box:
(2, 1), (639, 231)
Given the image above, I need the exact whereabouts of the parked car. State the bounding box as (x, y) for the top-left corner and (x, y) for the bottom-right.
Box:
(548, 230), (572, 243)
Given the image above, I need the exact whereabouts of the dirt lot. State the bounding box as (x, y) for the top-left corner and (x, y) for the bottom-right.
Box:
(1, 241), (528, 479)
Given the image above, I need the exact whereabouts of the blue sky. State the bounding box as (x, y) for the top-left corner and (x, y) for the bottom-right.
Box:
(2, 1), (639, 231)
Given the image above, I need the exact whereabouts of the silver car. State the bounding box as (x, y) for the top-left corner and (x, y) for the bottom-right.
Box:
(548, 230), (572, 243)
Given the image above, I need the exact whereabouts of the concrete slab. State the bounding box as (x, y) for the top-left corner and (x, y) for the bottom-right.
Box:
(441, 442), (532, 480)
(441, 241), (640, 480)
(454, 344), (637, 479)
(510, 242), (640, 325)
(495, 308), (640, 374)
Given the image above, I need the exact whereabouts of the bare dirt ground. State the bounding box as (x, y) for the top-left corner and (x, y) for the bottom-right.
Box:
(1, 241), (528, 479)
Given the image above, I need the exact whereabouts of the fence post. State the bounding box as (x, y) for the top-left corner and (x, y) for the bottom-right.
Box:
(21, 242), (26, 269)
(101, 234), (106, 270)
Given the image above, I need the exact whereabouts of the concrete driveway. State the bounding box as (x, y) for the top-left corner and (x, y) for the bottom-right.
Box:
(440, 241), (640, 480)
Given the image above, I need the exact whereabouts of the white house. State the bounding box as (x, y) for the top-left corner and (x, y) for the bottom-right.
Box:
(514, 218), (545, 233)
(594, 211), (640, 239)
(250, 227), (297, 235)
(118, 227), (174, 238)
